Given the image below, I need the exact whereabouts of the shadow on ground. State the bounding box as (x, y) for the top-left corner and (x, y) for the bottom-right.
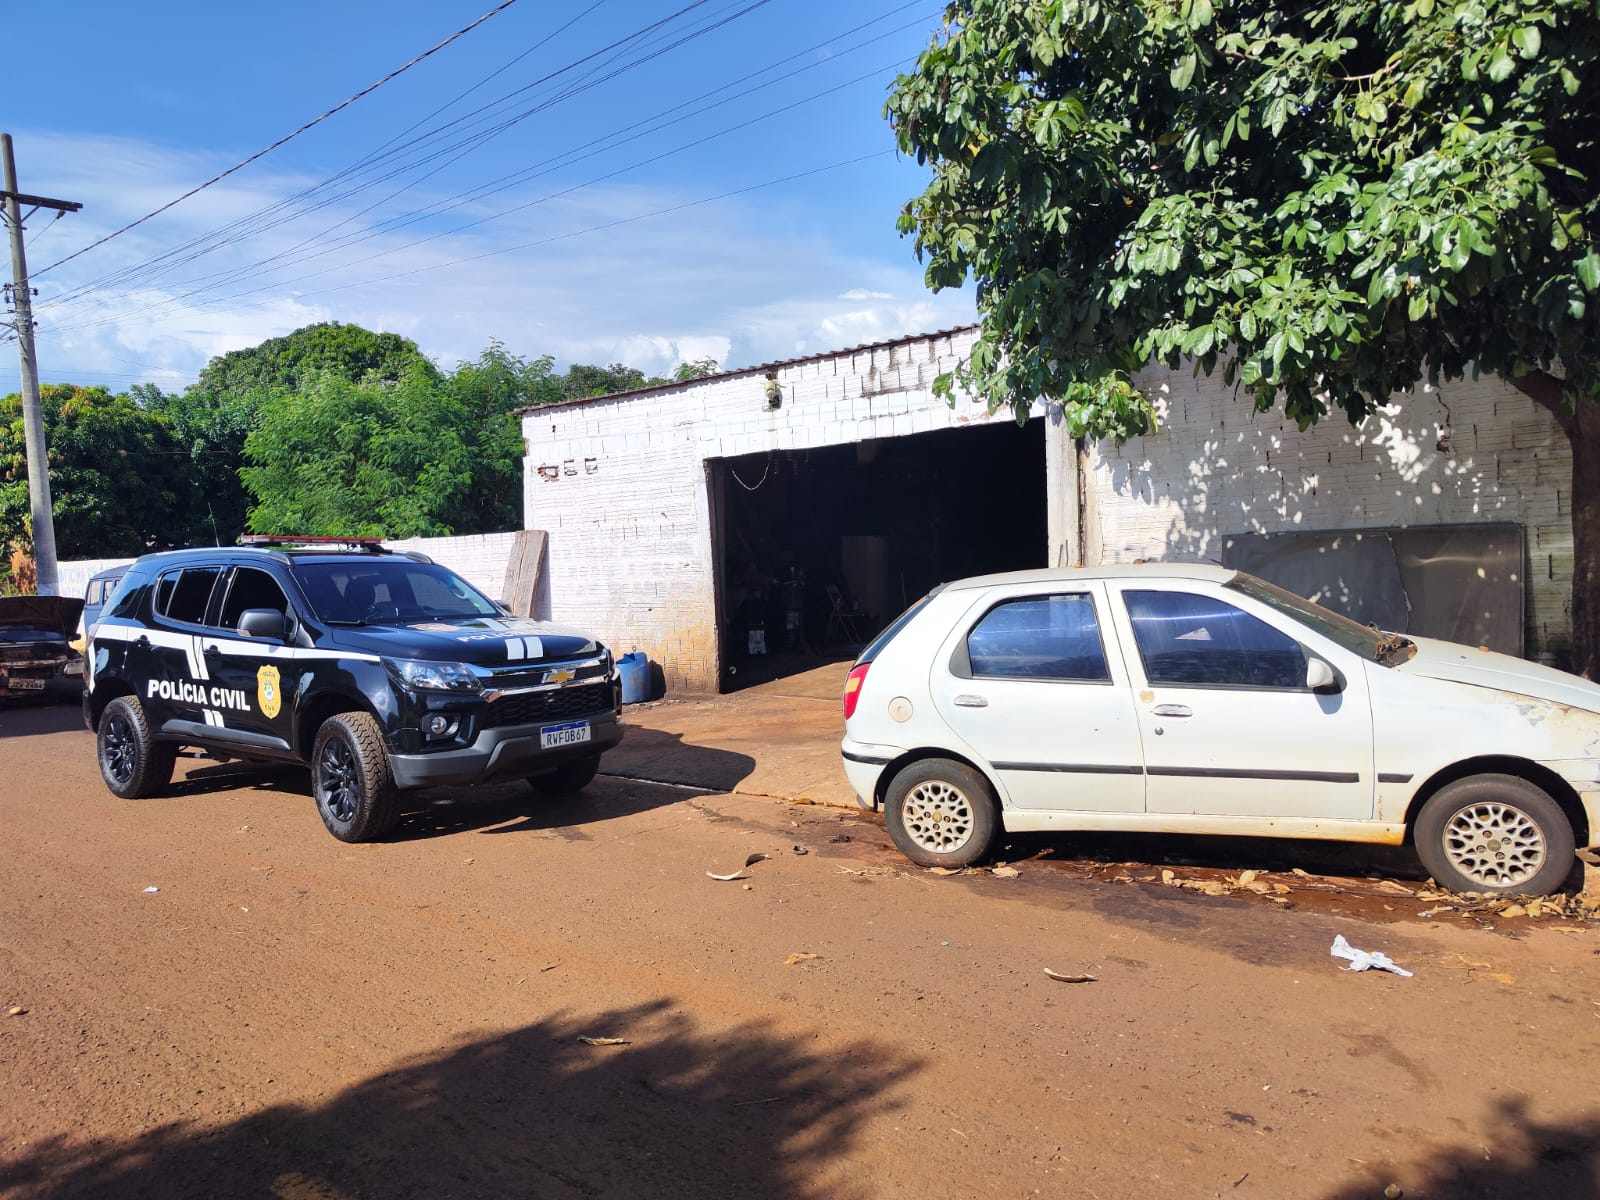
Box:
(0, 1001), (920, 1200)
(1320, 1096), (1600, 1200)
(601, 726), (757, 793)
(0, 700), (84, 738)
(993, 829), (1428, 885)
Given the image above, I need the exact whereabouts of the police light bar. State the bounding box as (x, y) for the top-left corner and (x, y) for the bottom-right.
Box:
(240, 534), (388, 550)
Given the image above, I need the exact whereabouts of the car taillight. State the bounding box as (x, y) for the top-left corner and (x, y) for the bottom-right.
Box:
(842, 662), (870, 720)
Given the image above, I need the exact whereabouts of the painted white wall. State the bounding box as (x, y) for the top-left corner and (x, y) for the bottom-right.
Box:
(1086, 364), (1571, 658)
(58, 532), (521, 611)
(520, 328), (1033, 692)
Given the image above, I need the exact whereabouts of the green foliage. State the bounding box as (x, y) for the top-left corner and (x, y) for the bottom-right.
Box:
(887, 0), (1600, 435)
(240, 369), (476, 539)
(672, 357), (722, 382)
(196, 321), (436, 396)
(559, 362), (654, 400)
(23, 319), (703, 553)
(0, 384), (198, 558)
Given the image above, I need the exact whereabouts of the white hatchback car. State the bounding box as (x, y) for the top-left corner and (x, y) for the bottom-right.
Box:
(840, 564), (1600, 897)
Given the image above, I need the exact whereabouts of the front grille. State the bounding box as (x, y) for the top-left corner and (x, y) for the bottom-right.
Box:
(483, 682), (611, 729)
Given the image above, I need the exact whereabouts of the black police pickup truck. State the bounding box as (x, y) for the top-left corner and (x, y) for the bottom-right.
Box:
(84, 537), (623, 841)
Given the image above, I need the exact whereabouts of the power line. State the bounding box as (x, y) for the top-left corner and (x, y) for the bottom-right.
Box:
(33, 0), (524, 280)
(45, 15), (929, 340)
(43, 0), (726, 307)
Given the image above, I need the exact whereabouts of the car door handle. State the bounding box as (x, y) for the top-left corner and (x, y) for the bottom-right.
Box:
(203, 644), (221, 657)
(1151, 704), (1192, 718)
(953, 694), (988, 708)
(135, 635), (151, 649)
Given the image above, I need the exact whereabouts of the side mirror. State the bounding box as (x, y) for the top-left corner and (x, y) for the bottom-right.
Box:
(1306, 658), (1341, 693)
(238, 608), (287, 641)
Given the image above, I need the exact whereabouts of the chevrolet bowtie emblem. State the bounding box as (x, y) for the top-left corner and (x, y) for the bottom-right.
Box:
(542, 668), (576, 685)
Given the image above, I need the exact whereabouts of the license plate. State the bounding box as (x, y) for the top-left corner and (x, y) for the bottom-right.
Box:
(540, 720), (591, 749)
(5, 678), (46, 691)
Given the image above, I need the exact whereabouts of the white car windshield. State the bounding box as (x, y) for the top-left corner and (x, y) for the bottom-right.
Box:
(1226, 572), (1411, 664)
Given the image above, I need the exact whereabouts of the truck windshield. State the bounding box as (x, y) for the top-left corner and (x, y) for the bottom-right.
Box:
(295, 561), (501, 625)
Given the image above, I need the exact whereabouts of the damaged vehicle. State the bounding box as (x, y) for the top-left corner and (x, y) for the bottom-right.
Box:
(85, 538), (623, 842)
(0, 595), (86, 703)
(841, 564), (1600, 897)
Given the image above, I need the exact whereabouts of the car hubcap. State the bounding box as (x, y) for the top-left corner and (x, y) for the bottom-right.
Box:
(1443, 802), (1545, 888)
(104, 714), (136, 784)
(902, 779), (974, 854)
(318, 737), (358, 823)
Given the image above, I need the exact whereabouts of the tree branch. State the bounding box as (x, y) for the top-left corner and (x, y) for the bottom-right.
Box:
(1506, 369), (1574, 437)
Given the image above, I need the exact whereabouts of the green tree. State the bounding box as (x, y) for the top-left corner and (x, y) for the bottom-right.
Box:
(559, 362), (652, 399)
(195, 321), (436, 395)
(445, 343), (563, 531)
(672, 357), (721, 382)
(888, 0), (1600, 670)
(240, 369), (476, 539)
(158, 323), (440, 544)
(0, 384), (197, 559)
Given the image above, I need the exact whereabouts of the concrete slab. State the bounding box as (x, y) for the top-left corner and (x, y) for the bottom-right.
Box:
(605, 661), (856, 806)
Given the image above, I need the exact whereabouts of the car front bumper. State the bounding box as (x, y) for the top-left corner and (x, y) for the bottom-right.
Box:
(390, 713), (625, 789)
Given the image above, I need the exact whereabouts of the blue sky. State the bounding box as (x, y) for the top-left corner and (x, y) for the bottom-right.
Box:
(4, 0), (975, 395)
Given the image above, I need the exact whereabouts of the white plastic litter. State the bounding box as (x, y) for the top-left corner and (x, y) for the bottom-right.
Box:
(142, 886), (159, 894)
(1330, 934), (1412, 977)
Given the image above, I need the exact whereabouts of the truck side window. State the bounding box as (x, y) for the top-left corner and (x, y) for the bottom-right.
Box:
(156, 567), (223, 625)
(217, 567), (290, 630)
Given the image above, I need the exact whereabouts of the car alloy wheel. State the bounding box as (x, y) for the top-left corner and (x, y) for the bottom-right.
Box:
(902, 778), (977, 854)
(102, 709), (138, 788)
(317, 734), (360, 825)
(1441, 801), (1546, 890)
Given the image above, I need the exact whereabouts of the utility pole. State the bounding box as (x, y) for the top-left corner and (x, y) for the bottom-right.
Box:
(2, 133), (81, 596)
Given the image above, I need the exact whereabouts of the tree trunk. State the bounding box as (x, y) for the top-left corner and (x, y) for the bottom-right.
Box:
(1508, 373), (1600, 678)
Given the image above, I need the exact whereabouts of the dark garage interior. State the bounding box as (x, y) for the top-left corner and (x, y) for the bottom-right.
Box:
(710, 418), (1046, 690)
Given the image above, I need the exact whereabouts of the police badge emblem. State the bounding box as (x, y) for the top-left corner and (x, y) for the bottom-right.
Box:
(257, 664), (282, 719)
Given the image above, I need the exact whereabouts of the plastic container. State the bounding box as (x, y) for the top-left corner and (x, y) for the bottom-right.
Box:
(619, 651), (650, 704)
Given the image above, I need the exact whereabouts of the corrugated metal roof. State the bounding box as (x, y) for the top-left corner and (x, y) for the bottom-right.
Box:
(514, 323), (981, 415)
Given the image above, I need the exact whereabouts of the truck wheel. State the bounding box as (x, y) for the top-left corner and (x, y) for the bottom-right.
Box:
(529, 753), (601, 795)
(1414, 774), (1575, 896)
(884, 758), (998, 869)
(311, 712), (400, 842)
(97, 696), (177, 799)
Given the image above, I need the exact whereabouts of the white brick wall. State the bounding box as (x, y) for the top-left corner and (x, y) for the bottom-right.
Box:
(1087, 363), (1571, 657)
(524, 331), (1577, 690)
(521, 328), (1021, 692)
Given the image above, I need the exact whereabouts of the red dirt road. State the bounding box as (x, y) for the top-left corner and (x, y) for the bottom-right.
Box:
(2, 701), (1598, 1199)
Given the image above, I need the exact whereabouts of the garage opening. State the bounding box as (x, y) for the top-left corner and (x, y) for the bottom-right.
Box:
(709, 418), (1046, 692)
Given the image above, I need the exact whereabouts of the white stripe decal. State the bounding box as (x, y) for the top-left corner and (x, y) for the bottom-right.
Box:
(91, 624), (382, 663)
(189, 635), (209, 681)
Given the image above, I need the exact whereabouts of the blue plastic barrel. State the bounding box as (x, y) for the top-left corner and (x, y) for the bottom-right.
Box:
(619, 651), (650, 704)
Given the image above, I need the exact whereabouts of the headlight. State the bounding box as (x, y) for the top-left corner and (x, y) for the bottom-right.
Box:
(387, 659), (481, 693)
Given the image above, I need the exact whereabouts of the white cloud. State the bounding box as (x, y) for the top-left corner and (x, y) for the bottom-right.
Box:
(5, 131), (976, 394)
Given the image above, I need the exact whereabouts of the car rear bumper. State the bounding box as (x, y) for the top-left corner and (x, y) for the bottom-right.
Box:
(390, 713), (625, 788)
(841, 738), (899, 809)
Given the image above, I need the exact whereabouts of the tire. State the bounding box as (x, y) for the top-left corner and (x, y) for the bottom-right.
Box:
(1414, 774), (1576, 897)
(96, 695), (177, 799)
(311, 712), (401, 843)
(528, 753), (601, 795)
(884, 758), (998, 869)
